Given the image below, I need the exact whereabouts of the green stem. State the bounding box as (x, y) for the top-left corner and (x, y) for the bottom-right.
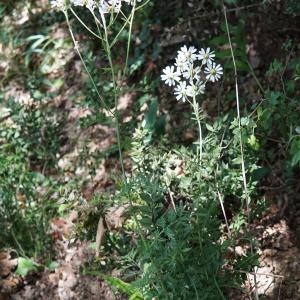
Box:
(247, 60), (265, 94)
(123, 0), (136, 77)
(192, 94), (203, 161)
(99, 11), (127, 180)
(65, 5), (168, 297)
(70, 7), (103, 40)
(136, 0), (152, 11)
(11, 228), (26, 257)
(99, 8), (170, 297)
(64, 11), (114, 117)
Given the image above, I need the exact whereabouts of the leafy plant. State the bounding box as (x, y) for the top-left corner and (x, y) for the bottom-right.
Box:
(16, 257), (38, 277)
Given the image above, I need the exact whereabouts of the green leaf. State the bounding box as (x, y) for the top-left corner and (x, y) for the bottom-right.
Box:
(269, 91), (282, 106)
(235, 60), (249, 72)
(292, 151), (300, 166)
(16, 257), (37, 276)
(58, 203), (68, 214)
(83, 271), (143, 299)
(206, 124), (214, 132)
(48, 261), (59, 272)
(179, 177), (192, 190)
(295, 126), (300, 134)
(210, 35), (228, 46)
(290, 139), (300, 166)
(142, 98), (158, 131)
(232, 157), (242, 165)
(251, 167), (271, 181)
(225, 0), (238, 4)
(247, 134), (260, 150)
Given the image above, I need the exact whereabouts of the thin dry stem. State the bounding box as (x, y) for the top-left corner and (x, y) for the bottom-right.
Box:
(222, 3), (259, 299)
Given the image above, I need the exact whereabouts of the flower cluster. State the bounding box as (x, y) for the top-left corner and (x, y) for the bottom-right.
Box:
(51, 0), (142, 13)
(161, 46), (223, 102)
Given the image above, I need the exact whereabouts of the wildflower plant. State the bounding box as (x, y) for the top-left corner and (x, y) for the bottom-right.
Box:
(162, 45), (223, 159)
(49, 1), (259, 298)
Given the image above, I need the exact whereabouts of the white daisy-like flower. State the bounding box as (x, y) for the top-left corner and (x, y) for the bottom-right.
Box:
(196, 80), (206, 94)
(204, 62), (223, 82)
(174, 81), (189, 102)
(161, 66), (181, 87)
(86, 0), (96, 11)
(123, 0), (142, 4)
(186, 84), (197, 98)
(187, 82), (205, 97)
(51, 0), (66, 10)
(175, 56), (189, 73)
(99, 0), (122, 14)
(71, 0), (84, 6)
(52, 0), (142, 12)
(182, 65), (200, 82)
(161, 45), (222, 100)
(198, 48), (215, 65)
(177, 45), (198, 63)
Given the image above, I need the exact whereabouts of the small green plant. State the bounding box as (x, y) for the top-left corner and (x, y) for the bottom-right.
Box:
(256, 44), (300, 177)
(105, 111), (258, 299)
(0, 87), (61, 257)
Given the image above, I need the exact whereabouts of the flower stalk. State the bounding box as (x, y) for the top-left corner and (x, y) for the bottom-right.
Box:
(192, 93), (203, 161)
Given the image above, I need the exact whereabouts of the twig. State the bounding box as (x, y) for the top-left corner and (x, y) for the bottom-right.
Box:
(167, 186), (177, 212)
(95, 217), (106, 257)
(217, 188), (231, 237)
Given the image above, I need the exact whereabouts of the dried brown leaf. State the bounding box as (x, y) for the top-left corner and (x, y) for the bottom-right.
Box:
(95, 217), (106, 257)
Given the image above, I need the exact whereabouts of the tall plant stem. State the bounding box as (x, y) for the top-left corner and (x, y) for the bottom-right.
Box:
(222, 3), (258, 299)
(123, 1), (135, 78)
(192, 95), (203, 161)
(65, 6), (169, 296)
(64, 11), (114, 117)
(70, 7), (102, 40)
(99, 11), (126, 180)
(100, 7), (170, 296)
(222, 2), (250, 233)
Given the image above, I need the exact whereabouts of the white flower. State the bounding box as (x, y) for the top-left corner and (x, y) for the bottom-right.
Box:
(174, 81), (189, 102)
(177, 45), (198, 63)
(52, 0), (142, 12)
(71, 0), (84, 6)
(186, 85), (196, 97)
(161, 66), (181, 87)
(187, 82), (205, 97)
(99, 0), (122, 14)
(204, 62), (223, 82)
(198, 48), (215, 65)
(86, 0), (96, 10)
(175, 56), (189, 73)
(123, 0), (142, 4)
(51, 0), (66, 10)
(196, 80), (206, 94)
(161, 45), (222, 100)
(182, 65), (200, 82)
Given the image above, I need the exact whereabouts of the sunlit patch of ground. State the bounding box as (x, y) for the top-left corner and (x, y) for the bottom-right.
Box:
(234, 203), (300, 299)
